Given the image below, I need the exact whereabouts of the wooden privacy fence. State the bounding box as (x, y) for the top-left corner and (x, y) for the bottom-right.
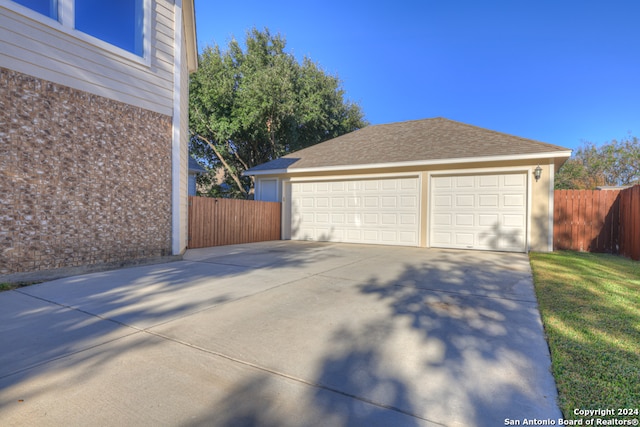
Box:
(619, 185), (640, 261)
(553, 186), (640, 260)
(188, 196), (281, 248)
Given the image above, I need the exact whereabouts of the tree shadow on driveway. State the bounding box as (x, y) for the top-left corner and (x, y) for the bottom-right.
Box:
(0, 244), (560, 426)
(184, 248), (560, 427)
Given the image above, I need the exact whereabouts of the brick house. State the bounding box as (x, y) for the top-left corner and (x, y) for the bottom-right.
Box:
(0, 0), (197, 281)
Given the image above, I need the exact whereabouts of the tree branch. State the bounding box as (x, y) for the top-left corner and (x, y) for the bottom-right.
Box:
(197, 134), (248, 197)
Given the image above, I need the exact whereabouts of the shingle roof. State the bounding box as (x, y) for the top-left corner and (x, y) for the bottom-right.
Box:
(188, 156), (206, 174)
(246, 117), (571, 173)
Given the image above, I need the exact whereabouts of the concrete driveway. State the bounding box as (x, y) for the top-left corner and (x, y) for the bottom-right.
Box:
(0, 241), (560, 426)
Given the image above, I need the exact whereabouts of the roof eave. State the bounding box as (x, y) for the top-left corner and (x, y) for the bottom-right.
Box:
(244, 151), (573, 176)
(183, 0), (198, 73)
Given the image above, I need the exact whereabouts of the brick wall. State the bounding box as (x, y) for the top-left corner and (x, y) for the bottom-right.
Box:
(0, 67), (173, 277)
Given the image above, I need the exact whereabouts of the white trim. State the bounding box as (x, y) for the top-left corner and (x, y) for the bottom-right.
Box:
(0, 0), (151, 67)
(244, 151), (573, 176)
(527, 166), (533, 252)
(287, 171), (422, 182)
(427, 167), (531, 253)
(59, 0), (73, 28)
(171, 0), (183, 255)
(548, 160), (555, 252)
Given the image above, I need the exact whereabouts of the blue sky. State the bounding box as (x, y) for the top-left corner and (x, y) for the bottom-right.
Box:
(193, 0), (639, 152)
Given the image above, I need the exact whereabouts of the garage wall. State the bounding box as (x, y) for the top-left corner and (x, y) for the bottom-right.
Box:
(529, 162), (554, 252)
(254, 159), (557, 252)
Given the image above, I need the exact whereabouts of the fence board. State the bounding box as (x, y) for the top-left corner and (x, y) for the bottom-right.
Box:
(553, 186), (639, 260)
(620, 186), (640, 260)
(554, 189), (621, 254)
(188, 196), (281, 248)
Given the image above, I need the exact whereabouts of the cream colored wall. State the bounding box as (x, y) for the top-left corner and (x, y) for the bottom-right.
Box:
(529, 162), (554, 252)
(253, 157), (561, 252)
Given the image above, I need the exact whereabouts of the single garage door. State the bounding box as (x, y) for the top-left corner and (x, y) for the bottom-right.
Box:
(291, 177), (419, 246)
(430, 173), (527, 252)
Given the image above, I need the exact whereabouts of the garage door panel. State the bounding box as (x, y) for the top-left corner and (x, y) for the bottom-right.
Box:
(433, 213), (452, 226)
(381, 214), (397, 225)
(346, 229), (362, 240)
(432, 231), (452, 245)
(363, 213), (378, 224)
(431, 173), (527, 252)
(479, 194), (499, 207)
(401, 196), (418, 207)
(399, 231), (418, 243)
(292, 177), (420, 246)
(400, 214), (418, 225)
(364, 197), (379, 207)
(455, 214), (474, 226)
(381, 197), (397, 208)
(455, 195), (474, 207)
(331, 214), (345, 224)
(316, 197), (329, 208)
(504, 174), (526, 187)
(434, 195), (452, 207)
(331, 182), (345, 191)
(456, 176), (474, 187)
(331, 198), (345, 207)
(479, 175), (499, 187)
(434, 177), (452, 189)
(503, 214), (525, 227)
(478, 214), (499, 226)
(455, 233), (474, 245)
(504, 194), (525, 207)
(381, 230), (398, 242)
(316, 213), (329, 223)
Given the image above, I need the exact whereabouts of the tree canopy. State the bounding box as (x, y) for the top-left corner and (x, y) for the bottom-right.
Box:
(189, 28), (368, 198)
(555, 137), (639, 189)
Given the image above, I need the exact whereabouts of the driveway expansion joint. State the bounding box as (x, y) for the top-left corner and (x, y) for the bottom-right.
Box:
(143, 328), (446, 426)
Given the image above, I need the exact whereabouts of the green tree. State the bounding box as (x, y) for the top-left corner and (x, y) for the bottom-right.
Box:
(555, 137), (639, 189)
(189, 28), (367, 198)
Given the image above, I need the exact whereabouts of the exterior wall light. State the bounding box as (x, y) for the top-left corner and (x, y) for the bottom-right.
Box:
(534, 165), (543, 182)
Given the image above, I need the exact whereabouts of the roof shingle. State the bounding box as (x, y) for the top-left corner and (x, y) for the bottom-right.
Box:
(246, 117), (571, 173)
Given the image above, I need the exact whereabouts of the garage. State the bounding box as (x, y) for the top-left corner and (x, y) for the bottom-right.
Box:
(430, 173), (527, 252)
(291, 177), (420, 246)
(245, 117), (571, 253)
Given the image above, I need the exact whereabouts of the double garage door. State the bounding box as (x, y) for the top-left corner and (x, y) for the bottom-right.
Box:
(289, 172), (527, 252)
(291, 177), (420, 246)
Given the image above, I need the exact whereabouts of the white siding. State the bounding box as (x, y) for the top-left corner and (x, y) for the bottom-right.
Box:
(0, 0), (175, 116)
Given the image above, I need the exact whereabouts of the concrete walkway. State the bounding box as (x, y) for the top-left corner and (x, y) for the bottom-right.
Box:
(0, 241), (560, 426)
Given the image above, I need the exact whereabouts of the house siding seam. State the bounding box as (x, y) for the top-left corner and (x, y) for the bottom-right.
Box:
(0, 67), (173, 276)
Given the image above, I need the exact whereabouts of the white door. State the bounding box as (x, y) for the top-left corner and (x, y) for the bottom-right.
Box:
(291, 177), (420, 246)
(430, 173), (527, 252)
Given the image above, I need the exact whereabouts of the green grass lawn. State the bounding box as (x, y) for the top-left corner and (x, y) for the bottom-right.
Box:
(529, 251), (640, 419)
(0, 282), (40, 292)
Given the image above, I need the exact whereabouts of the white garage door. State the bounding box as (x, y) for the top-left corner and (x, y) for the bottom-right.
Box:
(291, 177), (420, 246)
(430, 173), (527, 252)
